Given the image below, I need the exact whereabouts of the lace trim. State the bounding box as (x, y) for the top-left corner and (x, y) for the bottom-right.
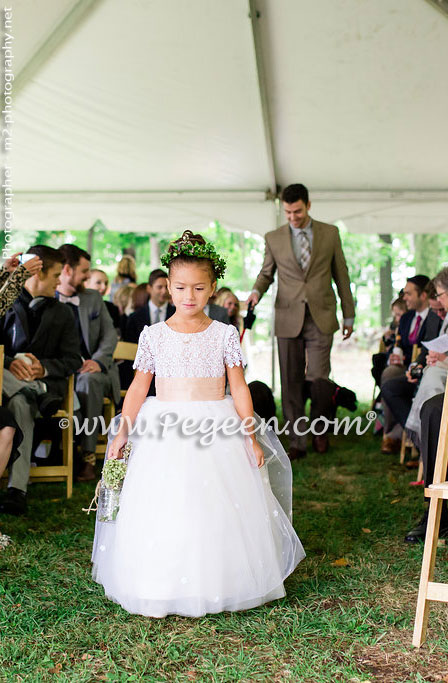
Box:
(133, 320), (245, 377)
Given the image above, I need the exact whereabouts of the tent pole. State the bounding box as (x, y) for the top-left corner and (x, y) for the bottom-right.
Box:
(248, 1), (278, 198)
(423, 0), (448, 19)
(87, 222), (96, 258)
(248, 1), (280, 391)
(12, 0), (105, 98)
(271, 198), (282, 392)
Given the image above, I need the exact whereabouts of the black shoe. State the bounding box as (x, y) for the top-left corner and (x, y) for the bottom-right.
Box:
(404, 509), (448, 543)
(0, 487), (27, 516)
(37, 393), (62, 418)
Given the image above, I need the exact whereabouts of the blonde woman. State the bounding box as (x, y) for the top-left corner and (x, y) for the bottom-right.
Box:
(113, 284), (136, 339)
(215, 288), (243, 333)
(109, 255), (137, 302)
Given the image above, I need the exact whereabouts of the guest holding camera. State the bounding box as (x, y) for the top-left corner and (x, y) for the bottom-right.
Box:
(379, 275), (432, 454)
(381, 280), (443, 443)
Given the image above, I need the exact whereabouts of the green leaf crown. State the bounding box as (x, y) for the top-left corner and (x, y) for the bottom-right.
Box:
(161, 230), (227, 280)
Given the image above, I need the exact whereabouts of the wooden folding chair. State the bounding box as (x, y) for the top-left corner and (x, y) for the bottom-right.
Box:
(28, 375), (75, 498)
(113, 341), (138, 401)
(1, 366), (75, 499)
(95, 342), (138, 455)
(413, 376), (448, 647)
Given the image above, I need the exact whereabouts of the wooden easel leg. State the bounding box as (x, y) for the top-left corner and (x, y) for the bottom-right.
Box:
(413, 497), (442, 647)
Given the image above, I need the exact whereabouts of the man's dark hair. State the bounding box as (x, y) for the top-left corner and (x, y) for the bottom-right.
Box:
(26, 245), (63, 273)
(148, 268), (168, 287)
(407, 274), (430, 296)
(59, 243), (91, 268)
(281, 184), (309, 205)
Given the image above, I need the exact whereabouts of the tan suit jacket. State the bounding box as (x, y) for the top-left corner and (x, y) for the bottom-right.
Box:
(253, 219), (355, 338)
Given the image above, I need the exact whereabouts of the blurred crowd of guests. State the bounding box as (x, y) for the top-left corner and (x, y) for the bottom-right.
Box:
(371, 270), (448, 543)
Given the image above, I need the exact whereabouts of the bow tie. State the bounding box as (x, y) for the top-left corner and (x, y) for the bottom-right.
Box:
(58, 293), (80, 306)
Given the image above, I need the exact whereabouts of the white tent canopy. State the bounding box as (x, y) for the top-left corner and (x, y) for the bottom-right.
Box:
(8, 0), (448, 235)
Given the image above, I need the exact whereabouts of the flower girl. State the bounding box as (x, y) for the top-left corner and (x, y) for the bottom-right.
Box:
(92, 231), (305, 617)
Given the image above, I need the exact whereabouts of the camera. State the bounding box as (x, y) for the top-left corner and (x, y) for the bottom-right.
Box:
(18, 253), (35, 265)
(409, 363), (423, 380)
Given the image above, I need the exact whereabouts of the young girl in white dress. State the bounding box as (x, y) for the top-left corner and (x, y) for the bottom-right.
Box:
(92, 231), (305, 617)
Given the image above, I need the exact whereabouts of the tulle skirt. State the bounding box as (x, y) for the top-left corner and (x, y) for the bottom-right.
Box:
(91, 395), (305, 618)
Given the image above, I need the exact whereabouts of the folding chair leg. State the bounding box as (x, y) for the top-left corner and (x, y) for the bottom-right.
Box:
(413, 497), (443, 647)
(62, 415), (73, 499)
(417, 460), (424, 482)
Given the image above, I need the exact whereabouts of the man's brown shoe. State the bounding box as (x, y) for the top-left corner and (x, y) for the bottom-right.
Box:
(312, 435), (329, 454)
(288, 447), (306, 462)
(381, 436), (401, 454)
(77, 462), (97, 482)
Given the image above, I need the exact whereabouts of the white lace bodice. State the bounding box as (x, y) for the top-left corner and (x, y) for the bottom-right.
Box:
(133, 320), (245, 378)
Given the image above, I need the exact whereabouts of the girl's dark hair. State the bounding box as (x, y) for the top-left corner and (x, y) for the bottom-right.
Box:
(167, 230), (216, 282)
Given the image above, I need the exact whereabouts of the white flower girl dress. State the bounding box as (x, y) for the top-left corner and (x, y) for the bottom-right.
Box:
(92, 320), (305, 617)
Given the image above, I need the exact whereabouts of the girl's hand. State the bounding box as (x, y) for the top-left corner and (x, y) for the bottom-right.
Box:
(108, 433), (128, 460)
(23, 256), (43, 277)
(252, 439), (265, 468)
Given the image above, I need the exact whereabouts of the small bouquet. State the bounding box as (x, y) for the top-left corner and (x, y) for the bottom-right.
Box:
(83, 442), (132, 522)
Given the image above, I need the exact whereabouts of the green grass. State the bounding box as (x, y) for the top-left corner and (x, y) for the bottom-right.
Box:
(1, 405), (448, 682)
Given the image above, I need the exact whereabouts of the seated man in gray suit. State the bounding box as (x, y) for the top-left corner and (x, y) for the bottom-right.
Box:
(57, 244), (120, 482)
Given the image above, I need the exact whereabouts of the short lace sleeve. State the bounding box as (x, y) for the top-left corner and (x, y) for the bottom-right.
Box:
(133, 327), (155, 374)
(224, 324), (246, 368)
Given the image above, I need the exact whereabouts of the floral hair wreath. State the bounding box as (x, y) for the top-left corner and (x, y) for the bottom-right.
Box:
(161, 231), (227, 280)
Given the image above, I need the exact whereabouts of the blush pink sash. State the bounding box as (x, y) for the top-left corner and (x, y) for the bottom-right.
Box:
(156, 376), (226, 402)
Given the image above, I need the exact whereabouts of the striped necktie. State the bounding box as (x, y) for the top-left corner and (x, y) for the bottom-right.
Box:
(299, 230), (311, 271)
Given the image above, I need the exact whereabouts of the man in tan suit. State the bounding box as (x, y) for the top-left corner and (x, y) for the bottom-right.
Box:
(247, 184), (355, 460)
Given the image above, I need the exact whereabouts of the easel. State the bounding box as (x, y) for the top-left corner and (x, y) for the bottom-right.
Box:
(413, 377), (448, 647)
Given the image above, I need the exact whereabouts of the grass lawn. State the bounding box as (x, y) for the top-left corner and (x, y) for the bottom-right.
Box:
(1, 405), (448, 682)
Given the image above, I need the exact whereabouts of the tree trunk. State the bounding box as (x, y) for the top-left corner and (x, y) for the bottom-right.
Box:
(150, 236), (160, 270)
(414, 234), (440, 277)
(379, 234), (393, 326)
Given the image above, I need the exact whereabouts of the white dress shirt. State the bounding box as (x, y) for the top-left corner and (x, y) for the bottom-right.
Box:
(409, 306), (429, 335)
(149, 300), (168, 325)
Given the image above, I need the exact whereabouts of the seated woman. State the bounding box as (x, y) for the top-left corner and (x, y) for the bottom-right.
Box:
(108, 255), (137, 303)
(113, 284), (136, 340)
(86, 269), (121, 330)
(215, 288), (243, 332)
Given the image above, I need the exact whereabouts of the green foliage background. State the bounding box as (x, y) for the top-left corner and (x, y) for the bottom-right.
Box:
(5, 225), (448, 332)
